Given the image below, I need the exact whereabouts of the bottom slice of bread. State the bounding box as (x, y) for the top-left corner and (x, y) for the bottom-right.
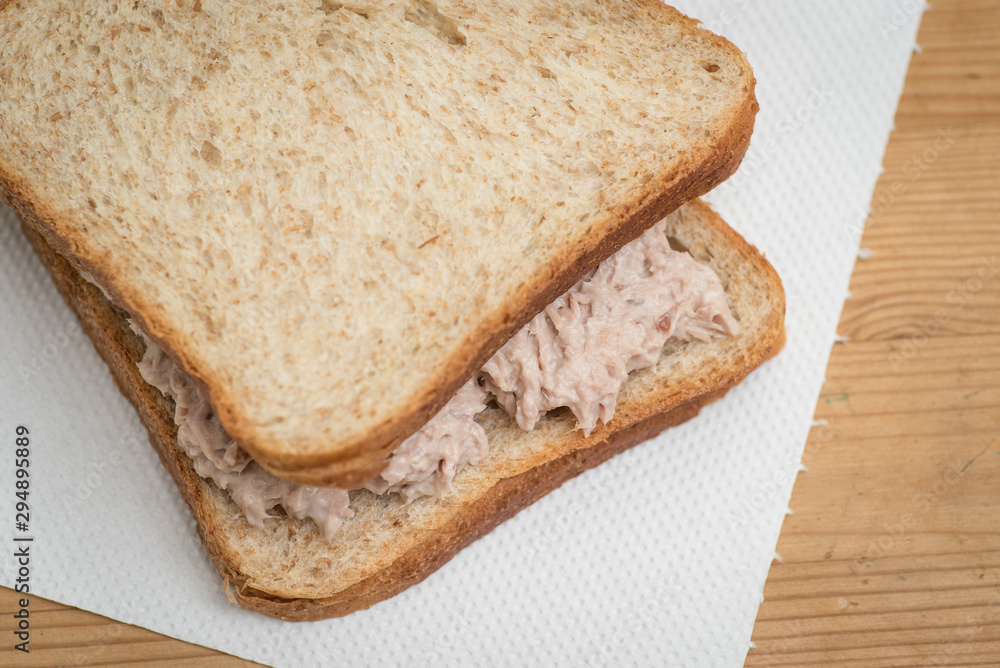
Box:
(23, 199), (785, 620)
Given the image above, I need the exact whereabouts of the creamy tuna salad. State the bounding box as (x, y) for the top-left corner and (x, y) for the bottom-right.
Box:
(481, 220), (737, 435)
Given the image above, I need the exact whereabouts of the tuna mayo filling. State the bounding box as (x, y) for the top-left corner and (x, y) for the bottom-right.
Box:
(481, 220), (738, 435)
(125, 219), (737, 539)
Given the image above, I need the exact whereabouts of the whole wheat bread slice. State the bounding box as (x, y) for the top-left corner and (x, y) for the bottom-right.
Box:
(22, 199), (784, 620)
(0, 0), (758, 486)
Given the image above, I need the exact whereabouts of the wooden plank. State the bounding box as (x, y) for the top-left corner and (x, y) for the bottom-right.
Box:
(894, 0), (1000, 130)
(0, 585), (257, 667)
(748, 0), (1000, 664)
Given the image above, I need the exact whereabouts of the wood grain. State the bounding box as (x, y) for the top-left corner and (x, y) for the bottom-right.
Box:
(747, 0), (1000, 665)
(0, 591), (257, 667)
(3, 1), (997, 665)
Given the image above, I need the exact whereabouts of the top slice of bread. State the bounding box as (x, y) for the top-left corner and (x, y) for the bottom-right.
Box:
(0, 0), (757, 486)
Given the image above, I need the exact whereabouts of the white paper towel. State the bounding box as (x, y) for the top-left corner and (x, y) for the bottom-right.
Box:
(0, 2), (925, 666)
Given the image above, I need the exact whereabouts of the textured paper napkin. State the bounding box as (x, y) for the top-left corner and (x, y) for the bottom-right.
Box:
(0, 1), (925, 665)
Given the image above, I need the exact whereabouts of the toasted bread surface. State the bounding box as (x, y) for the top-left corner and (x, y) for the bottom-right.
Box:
(22, 199), (784, 620)
(0, 0), (757, 485)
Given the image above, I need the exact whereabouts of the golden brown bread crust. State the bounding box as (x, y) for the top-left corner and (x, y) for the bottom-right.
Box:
(21, 198), (785, 620)
(228, 391), (725, 620)
(0, 0), (758, 488)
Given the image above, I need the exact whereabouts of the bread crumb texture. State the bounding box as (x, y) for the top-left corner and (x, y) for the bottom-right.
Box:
(0, 0), (755, 476)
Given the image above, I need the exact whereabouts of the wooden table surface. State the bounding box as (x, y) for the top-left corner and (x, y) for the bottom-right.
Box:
(745, 1), (1000, 665)
(3, 1), (998, 665)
